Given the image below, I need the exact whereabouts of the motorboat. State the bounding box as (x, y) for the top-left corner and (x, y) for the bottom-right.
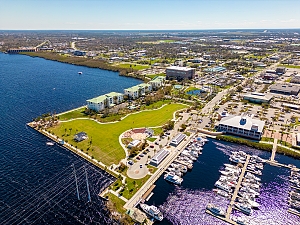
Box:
(235, 203), (252, 215)
(164, 172), (183, 185)
(215, 181), (232, 193)
(46, 141), (55, 146)
(213, 189), (231, 198)
(140, 203), (163, 221)
(206, 203), (225, 217)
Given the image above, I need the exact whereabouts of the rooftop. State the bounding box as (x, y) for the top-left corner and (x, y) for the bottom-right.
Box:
(219, 114), (265, 133)
(166, 66), (195, 71)
(243, 92), (273, 101)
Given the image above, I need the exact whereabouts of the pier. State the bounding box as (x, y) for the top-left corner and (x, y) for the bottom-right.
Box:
(206, 155), (250, 225)
(270, 138), (278, 162)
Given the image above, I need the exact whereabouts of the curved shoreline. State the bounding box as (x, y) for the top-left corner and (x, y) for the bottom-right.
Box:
(19, 51), (146, 81)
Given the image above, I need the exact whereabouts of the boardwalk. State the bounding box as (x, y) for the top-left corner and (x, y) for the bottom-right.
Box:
(226, 155), (250, 218)
(270, 138), (278, 161)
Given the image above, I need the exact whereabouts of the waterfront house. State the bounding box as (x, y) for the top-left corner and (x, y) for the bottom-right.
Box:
(74, 132), (88, 142)
(217, 114), (265, 140)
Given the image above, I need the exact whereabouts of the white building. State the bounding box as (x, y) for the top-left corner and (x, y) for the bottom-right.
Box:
(86, 92), (124, 112)
(217, 114), (265, 140)
(124, 83), (152, 99)
(149, 76), (165, 90)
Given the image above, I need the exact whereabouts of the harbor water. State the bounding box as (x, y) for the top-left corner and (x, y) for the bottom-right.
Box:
(0, 53), (142, 225)
(148, 139), (300, 225)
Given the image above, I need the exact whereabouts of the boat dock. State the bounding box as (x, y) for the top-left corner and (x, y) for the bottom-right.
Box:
(206, 155), (250, 225)
(174, 160), (193, 169)
(288, 208), (300, 217)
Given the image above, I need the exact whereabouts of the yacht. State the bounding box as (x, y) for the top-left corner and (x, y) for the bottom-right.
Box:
(235, 203), (252, 215)
(231, 216), (249, 225)
(215, 181), (232, 193)
(164, 172), (183, 185)
(78, 71), (83, 74)
(46, 141), (54, 146)
(140, 203), (163, 221)
(206, 204), (225, 217)
(213, 189), (231, 198)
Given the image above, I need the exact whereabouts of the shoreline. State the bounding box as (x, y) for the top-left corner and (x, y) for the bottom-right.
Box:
(19, 51), (147, 81)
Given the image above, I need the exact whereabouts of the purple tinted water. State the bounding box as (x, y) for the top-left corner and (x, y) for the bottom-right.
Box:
(148, 140), (300, 224)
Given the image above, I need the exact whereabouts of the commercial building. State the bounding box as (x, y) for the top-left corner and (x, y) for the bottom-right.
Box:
(269, 83), (300, 95)
(276, 67), (286, 75)
(124, 83), (152, 99)
(86, 92), (124, 112)
(7, 48), (37, 53)
(170, 133), (186, 147)
(149, 149), (170, 167)
(166, 66), (195, 81)
(243, 92), (273, 104)
(203, 66), (226, 73)
(290, 74), (300, 84)
(217, 114), (265, 140)
(73, 50), (86, 56)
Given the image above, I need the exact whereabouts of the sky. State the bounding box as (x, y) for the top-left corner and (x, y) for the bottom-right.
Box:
(0, 0), (299, 30)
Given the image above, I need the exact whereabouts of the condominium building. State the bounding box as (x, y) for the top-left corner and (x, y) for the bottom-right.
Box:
(124, 83), (152, 99)
(149, 76), (165, 90)
(86, 92), (123, 112)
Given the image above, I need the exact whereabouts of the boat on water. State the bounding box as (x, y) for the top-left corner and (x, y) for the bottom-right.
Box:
(140, 203), (163, 221)
(46, 141), (54, 146)
(78, 71), (83, 74)
(213, 189), (231, 198)
(215, 181), (232, 193)
(164, 172), (183, 185)
(231, 216), (249, 225)
(235, 203), (252, 215)
(206, 203), (225, 217)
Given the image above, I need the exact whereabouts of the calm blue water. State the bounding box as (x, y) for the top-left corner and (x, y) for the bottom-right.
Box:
(0, 53), (142, 225)
(148, 140), (300, 225)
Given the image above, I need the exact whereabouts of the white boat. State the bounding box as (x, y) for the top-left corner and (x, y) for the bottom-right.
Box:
(46, 141), (54, 146)
(206, 203), (225, 217)
(213, 189), (231, 198)
(215, 181), (232, 193)
(140, 203), (163, 221)
(164, 172), (183, 185)
(231, 216), (249, 225)
(78, 71), (82, 74)
(235, 203), (252, 215)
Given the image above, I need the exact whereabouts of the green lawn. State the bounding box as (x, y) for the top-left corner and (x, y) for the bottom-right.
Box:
(147, 137), (157, 142)
(141, 100), (171, 110)
(49, 103), (186, 165)
(59, 107), (87, 120)
(117, 63), (150, 70)
(145, 73), (166, 79)
(121, 175), (151, 199)
(278, 64), (300, 69)
(105, 193), (126, 213)
(151, 127), (163, 135)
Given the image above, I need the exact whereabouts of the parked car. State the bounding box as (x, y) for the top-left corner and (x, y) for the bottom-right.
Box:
(155, 142), (159, 145)
(136, 156), (140, 160)
(150, 145), (154, 148)
(128, 161), (133, 165)
(140, 164), (143, 168)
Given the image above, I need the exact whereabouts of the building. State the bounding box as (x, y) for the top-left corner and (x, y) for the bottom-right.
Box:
(73, 50), (86, 56)
(74, 132), (88, 142)
(243, 92), (273, 104)
(203, 66), (226, 73)
(276, 67), (286, 75)
(170, 133), (186, 147)
(282, 103), (300, 110)
(86, 92), (124, 112)
(290, 74), (300, 84)
(217, 114), (265, 140)
(149, 76), (165, 90)
(269, 83), (300, 95)
(149, 149), (170, 167)
(166, 66), (195, 81)
(124, 83), (152, 99)
(127, 140), (141, 149)
(7, 48), (37, 53)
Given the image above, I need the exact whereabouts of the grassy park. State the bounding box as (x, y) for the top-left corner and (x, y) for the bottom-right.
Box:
(116, 63), (150, 70)
(49, 103), (186, 165)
